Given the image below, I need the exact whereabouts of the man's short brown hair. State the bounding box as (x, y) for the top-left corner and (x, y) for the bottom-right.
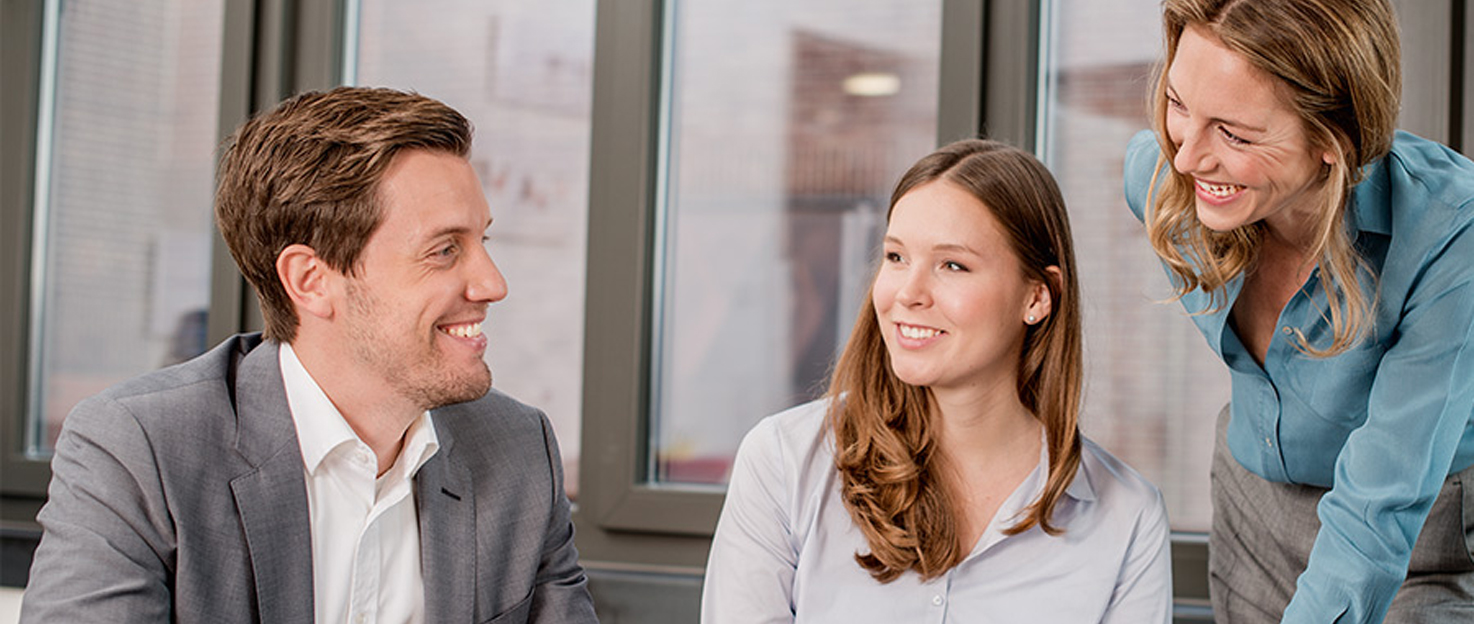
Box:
(215, 86), (473, 342)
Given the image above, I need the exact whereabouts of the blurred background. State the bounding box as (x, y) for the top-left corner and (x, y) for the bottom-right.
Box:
(1, 1), (1466, 621)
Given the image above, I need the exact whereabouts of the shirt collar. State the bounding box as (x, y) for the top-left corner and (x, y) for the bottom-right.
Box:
(278, 342), (438, 476)
(1043, 428), (1097, 503)
(1063, 456), (1096, 502)
(1347, 151), (1393, 237)
(1031, 427), (1102, 504)
(392, 409), (440, 483)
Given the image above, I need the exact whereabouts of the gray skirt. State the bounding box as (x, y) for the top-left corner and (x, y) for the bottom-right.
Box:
(1209, 405), (1474, 622)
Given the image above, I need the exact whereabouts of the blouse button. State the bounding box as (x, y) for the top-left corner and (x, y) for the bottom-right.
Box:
(931, 594), (943, 606)
(1281, 326), (1293, 336)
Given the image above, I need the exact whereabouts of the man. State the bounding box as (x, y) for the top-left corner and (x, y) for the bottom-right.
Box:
(21, 87), (598, 623)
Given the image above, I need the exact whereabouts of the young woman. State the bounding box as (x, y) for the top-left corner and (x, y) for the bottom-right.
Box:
(703, 139), (1171, 623)
(1124, 0), (1474, 621)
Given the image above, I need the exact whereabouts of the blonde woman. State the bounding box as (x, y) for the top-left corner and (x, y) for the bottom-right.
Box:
(1124, 0), (1474, 621)
(703, 140), (1170, 623)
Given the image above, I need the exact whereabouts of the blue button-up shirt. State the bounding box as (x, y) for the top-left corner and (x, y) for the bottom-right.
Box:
(1124, 129), (1474, 623)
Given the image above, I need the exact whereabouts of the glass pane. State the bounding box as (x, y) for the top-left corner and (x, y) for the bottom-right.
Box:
(652, 1), (943, 485)
(28, 0), (224, 454)
(352, 0), (594, 496)
(1039, 0), (1224, 531)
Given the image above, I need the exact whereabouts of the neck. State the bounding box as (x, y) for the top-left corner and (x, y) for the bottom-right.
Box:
(1261, 195), (1326, 255)
(1255, 219), (1322, 288)
(289, 336), (421, 476)
(931, 379), (1040, 467)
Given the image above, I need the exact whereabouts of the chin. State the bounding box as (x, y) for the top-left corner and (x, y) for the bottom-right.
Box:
(416, 364), (492, 409)
(1194, 203), (1248, 232)
(888, 364), (935, 389)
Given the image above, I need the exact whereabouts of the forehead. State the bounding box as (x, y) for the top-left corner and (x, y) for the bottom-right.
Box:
(372, 149), (490, 243)
(888, 179), (1007, 247)
(1170, 25), (1298, 112)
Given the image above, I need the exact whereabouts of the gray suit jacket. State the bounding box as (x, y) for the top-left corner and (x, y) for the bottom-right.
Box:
(21, 334), (597, 623)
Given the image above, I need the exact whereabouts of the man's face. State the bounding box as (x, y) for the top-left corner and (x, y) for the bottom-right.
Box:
(339, 149), (507, 410)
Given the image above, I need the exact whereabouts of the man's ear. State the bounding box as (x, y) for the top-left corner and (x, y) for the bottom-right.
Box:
(275, 244), (338, 320)
(1024, 266), (1060, 325)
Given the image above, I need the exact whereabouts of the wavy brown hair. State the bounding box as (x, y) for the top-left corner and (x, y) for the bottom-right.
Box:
(827, 139), (1083, 582)
(216, 86), (473, 342)
(1146, 0), (1400, 355)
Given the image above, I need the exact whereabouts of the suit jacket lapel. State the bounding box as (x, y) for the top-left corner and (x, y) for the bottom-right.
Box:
(227, 339), (315, 622)
(418, 425), (476, 623)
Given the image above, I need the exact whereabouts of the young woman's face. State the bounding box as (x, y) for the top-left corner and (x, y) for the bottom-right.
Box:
(872, 179), (1045, 397)
(1164, 24), (1333, 238)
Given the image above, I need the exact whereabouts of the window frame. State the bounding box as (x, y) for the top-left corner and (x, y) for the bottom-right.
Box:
(0, 0), (48, 517)
(572, 0), (992, 569)
(0, 1), (1466, 617)
(571, 0), (1473, 611)
(0, 0), (345, 528)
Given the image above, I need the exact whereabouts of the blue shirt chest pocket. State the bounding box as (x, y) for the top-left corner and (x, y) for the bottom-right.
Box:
(1287, 340), (1385, 429)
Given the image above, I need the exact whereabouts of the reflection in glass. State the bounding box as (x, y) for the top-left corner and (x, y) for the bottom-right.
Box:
(352, 0), (595, 496)
(28, 0), (224, 455)
(1039, 0), (1224, 531)
(652, 1), (942, 485)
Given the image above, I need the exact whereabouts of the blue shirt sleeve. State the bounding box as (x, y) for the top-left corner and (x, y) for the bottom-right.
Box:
(1122, 130), (1161, 225)
(1283, 218), (1474, 623)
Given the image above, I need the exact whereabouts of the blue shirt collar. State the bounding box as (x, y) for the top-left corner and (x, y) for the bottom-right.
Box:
(1347, 147), (1394, 237)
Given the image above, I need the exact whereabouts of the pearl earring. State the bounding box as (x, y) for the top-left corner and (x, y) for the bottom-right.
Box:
(1027, 315), (1036, 324)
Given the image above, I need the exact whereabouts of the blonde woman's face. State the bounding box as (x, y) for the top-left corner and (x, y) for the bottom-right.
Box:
(871, 179), (1046, 400)
(1164, 24), (1334, 240)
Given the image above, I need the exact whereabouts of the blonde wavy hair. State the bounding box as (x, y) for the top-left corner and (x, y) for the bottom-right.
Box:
(827, 139), (1083, 582)
(1147, 0), (1400, 355)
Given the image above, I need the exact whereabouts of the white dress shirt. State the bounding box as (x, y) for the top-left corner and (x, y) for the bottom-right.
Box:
(280, 343), (440, 624)
(701, 398), (1172, 623)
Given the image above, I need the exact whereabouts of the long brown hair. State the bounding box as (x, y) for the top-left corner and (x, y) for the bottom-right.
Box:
(828, 139), (1083, 582)
(1146, 0), (1400, 355)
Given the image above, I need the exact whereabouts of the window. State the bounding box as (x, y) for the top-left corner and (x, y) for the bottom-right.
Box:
(574, 0), (976, 563)
(21, 0), (225, 458)
(1, 3), (1468, 621)
(1037, 0), (1221, 533)
(347, 0), (596, 496)
(650, 0), (943, 486)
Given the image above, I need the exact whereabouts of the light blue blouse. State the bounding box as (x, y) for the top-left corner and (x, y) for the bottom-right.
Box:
(1124, 129), (1474, 623)
(700, 399), (1171, 623)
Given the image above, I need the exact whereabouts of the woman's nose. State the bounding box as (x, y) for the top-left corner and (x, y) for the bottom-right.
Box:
(1173, 125), (1212, 175)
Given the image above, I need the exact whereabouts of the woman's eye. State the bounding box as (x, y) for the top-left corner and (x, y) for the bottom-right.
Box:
(1218, 126), (1250, 145)
(436, 244), (458, 258)
(1165, 94), (1185, 111)
(884, 251), (903, 263)
(943, 260), (967, 272)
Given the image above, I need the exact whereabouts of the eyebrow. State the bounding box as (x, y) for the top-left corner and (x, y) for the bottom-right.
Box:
(1164, 79), (1268, 134)
(423, 217), (493, 244)
(883, 236), (982, 256)
(933, 242), (982, 256)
